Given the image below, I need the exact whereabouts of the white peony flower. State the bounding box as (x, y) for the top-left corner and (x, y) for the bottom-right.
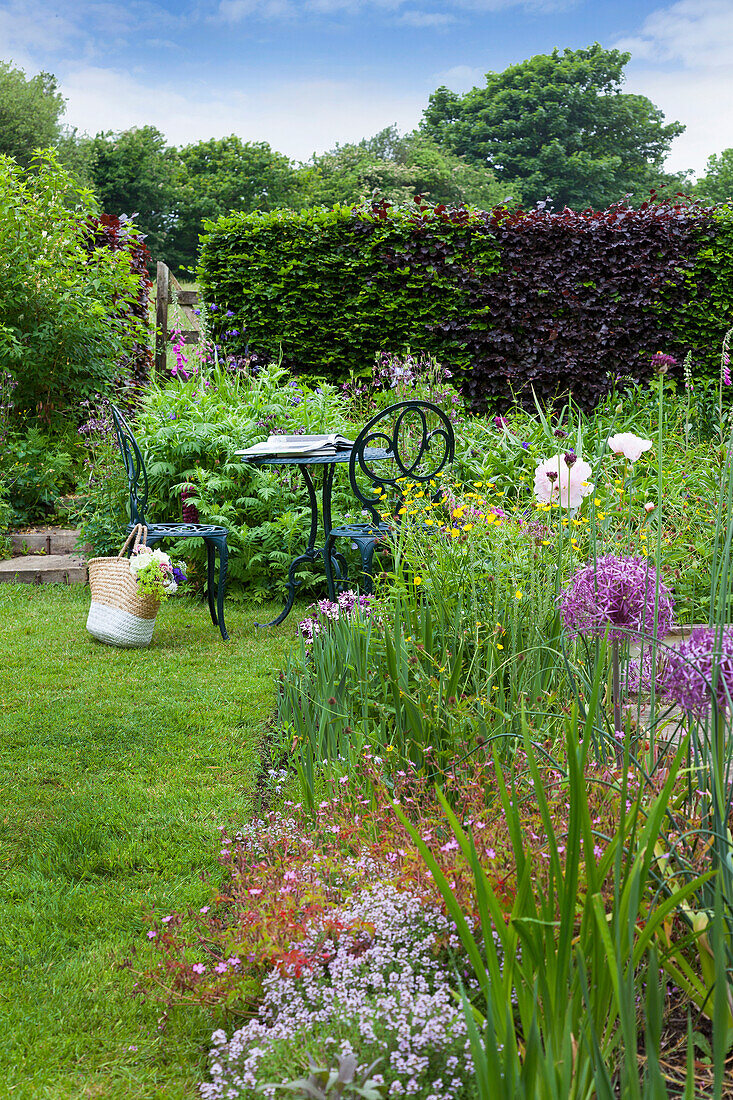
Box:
(607, 433), (652, 463)
(534, 453), (594, 510)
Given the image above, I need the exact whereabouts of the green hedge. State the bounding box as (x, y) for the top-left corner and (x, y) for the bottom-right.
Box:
(665, 205), (733, 381)
(199, 198), (733, 408)
(199, 201), (501, 382)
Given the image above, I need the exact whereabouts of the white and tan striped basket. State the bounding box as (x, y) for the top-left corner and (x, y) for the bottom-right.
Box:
(86, 525), (160, 648)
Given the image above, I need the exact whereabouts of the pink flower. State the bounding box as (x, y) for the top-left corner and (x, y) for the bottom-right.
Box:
(607, 433), (652, 463)
(534, 454), (594, 509)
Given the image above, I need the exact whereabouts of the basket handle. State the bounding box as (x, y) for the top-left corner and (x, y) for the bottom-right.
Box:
(118, 524), (149, 558)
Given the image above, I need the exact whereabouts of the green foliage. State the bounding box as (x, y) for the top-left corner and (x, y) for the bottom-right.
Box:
(199, 201), (501, 385)
(396, 730), (705, 1097)
(303, 125), (518, 210)
(267, 1054), (385, 1098)
(0, 427), (76, 525)
(87, 125), (182, 265)
(173, 136), (305, 273)
(0, 151), (149, 426)
(0, 61), (66, 167)
(200, 195), (731, 407)
(665, 205), (733, 382)
(0, 482), (12, 558)
(695, 149), (733, 204)
(421, 43), (686, 210)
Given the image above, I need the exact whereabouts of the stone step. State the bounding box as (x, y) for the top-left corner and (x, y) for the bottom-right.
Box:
(9, 528), (81, 555)
(0, 554), (88, 585)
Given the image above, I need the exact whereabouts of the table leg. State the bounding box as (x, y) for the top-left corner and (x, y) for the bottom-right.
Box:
(322, 462), (349, 600)
(256, 465), (320, 628)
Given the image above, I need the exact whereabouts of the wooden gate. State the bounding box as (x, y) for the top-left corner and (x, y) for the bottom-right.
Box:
(154, 261), (202, 374)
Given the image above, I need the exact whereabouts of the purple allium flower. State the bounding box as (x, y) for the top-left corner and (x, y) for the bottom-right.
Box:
(664, 627), (733, 714)
(651, 351), (677, 375)
(493, 416), (507, 430)
(627, 646), (670, 694)
(559, 555), (675, 643)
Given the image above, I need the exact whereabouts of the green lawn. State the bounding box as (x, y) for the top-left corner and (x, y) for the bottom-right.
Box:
(0, 584), (295, 1099)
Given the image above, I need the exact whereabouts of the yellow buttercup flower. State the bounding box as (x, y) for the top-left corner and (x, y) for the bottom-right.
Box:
(413, 576), (423, 585)
(515, 590), (522, 600)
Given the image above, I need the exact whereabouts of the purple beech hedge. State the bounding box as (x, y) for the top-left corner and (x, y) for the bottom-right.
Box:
(199, 195), (733, 411)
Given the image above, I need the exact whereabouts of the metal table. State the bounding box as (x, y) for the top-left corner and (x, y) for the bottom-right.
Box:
(242, 448), (391, 627)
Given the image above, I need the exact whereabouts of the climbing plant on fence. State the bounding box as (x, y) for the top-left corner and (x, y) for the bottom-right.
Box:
(199, 196), (733, 410)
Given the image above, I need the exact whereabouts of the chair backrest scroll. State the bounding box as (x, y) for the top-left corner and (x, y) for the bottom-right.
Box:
(111, 404), (149, 527)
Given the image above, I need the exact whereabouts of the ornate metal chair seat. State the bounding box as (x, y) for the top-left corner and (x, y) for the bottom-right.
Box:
(111, 405), (230, 640)
(324, 400), (455, 596)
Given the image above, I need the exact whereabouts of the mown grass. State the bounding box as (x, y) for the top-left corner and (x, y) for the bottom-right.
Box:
(0, 584), (295, 1099)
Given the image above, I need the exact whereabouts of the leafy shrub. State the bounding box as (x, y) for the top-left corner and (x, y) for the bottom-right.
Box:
(0, 150), (150, 428)
(199, 195), (731, 410)
(0, 428), (76, 525)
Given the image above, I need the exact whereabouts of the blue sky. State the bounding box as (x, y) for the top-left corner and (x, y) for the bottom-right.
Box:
(0, 0), (731, 175)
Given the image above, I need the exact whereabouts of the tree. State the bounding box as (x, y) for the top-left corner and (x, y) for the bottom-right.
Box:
(87, 126), (182, 263)
(0, 62), (67, 167)
(173, 136), (305, 270)
(421, 44), (685, 210)
(303, 126), (518, 209)
(695, 150), (733, 204)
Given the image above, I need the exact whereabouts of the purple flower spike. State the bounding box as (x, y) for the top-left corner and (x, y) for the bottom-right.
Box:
(559, 555), (675, 643)
(664, 627), (733, 714)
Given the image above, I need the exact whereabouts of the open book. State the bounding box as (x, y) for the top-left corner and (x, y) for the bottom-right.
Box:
(237, 433), (355, 458)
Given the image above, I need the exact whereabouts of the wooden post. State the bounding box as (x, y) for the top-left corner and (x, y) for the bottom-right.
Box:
(155, 261), (170, 375)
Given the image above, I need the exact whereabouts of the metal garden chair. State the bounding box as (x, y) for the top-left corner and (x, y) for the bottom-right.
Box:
(323, 400), (455, 597)
(111, 404), (230, 640)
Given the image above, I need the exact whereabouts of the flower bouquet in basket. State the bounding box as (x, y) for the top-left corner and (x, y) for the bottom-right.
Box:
(86, 525), (186, 649)
(129, 547), (187, 601)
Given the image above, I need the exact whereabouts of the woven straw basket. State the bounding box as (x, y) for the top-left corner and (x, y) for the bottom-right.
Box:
(86, 525), (160, 648)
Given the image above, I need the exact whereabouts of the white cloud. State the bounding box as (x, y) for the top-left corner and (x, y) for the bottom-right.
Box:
(618, 0), (733, 68)
(61, 65), (426, 158)
(398, 8), (456, 24)
(625, 67), (733, 174)
(433, 63), (484, 89)
(215, 0), (574, 21)
(616, 0), (733, 175)
(217, 0), (297, 19)
(0, 1), (79, 64)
